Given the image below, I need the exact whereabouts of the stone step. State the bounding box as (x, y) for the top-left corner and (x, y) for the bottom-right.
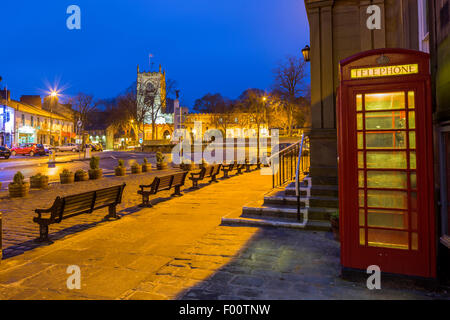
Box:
(285, 185), (339, 197)
(242, 204), (332, 222)
(222, 215), (331, 231)
(264, 195), (338, 208)
(307, 207), (337, 221)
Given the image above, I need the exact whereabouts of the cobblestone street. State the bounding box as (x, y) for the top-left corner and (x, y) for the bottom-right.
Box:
(0, 170), (448, 300)
(0, 166), (180, 258)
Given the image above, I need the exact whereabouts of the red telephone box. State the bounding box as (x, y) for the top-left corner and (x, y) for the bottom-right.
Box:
(337, 49), (436, 278)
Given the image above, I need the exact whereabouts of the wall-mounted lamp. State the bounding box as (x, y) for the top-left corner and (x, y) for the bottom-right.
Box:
(302, 45), (311, 62)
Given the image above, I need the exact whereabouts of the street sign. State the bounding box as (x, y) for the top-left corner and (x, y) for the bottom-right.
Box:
(77, 120), (82, 128)
(139, 138), (143, 144)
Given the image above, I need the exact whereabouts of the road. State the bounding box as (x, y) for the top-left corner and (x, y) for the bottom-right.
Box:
(0, 151), (156, 189)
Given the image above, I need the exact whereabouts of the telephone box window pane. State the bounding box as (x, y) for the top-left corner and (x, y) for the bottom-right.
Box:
(409, 132), (416, 149)
(366, 152), (407, 169)
(365, 92), (405, 111)
(409, 112), (416, 129)
(358, 152), (365, 168)
(358, 171), (365, 187)
(359, 190), (365, 207)
(367, 190), (408, 209)
(412, 233), (418, 250)
(410, 172), (417, 189)
(357, 94), (363, 111)
(366, 132), (406, 149)
(358, 133), (364, 149)
(368, 209), (408, 230)
(360, 228), (366, 246)
(367, 171), (407, 189)
(359, 210), (365, 226)
(408, 91), (415, 109)
(410, 152), (417, 169)
(365, 112), (407, 130)
(357, 113), (363, 130)
(368, 229), (409, 250)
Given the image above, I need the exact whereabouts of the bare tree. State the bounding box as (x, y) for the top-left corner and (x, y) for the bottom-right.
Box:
(273, 56), (308, 136)
(114, 89), (139, 141)
(69, 93), (98, 143)
(237, 89), (269, 167)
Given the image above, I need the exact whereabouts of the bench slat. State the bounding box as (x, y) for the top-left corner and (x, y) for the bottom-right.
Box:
(158, 176), (172, 189)
(96, 189), (121, 199)
(172, 172), (187, 186)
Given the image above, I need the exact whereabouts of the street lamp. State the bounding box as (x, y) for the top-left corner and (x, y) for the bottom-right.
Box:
(47, 89), (60, 146)
(302, 45), (311, 62)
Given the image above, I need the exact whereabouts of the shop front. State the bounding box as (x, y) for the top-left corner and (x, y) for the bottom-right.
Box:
(17, 126), (36, 144)
(62, 131), (76, 144)
(337, 49), (436, 278)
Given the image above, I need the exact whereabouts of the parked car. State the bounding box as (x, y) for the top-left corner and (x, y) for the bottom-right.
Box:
(93, 143), (103, 152)
(11, 143), (46, 156)
(42, 144), (54, 154)
(85, 143), (103, 152)
(0, 146), (12, 159)
(55, 143), (80, 152)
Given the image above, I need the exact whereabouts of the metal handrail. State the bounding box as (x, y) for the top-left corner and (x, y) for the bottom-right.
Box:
(295, 134), (306, 221)
(268, 140), (302, 163)
(270, 140), (302, 189)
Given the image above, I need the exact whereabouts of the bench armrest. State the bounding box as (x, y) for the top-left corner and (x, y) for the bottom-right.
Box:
(190, 171), (202, 177)
(139, 184), (152, 191)
(34, 207), (53, 220)
(140, 178), (157, 191)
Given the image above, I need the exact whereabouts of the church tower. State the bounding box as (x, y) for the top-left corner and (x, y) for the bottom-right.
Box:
(136, 64), (167, 123)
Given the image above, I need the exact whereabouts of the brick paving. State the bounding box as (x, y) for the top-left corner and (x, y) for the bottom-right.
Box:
(0, 170), (448, 300)
(0, 167), (180, 258)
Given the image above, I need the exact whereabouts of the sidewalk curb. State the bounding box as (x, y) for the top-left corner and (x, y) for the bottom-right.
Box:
(221, 212), (307, 229)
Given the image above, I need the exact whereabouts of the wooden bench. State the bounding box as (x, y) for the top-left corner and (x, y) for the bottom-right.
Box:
(33, 183), (126, 242)
(138, 171), (188, 207)
(208, 164), (222, 182)
(245, 162), (258, 172)
(189, 166), (212, 188)
(235, 163), (246, 175)
(221, 163), (234, 178)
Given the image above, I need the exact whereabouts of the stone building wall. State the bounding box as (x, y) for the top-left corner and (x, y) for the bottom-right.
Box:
(304, 0), (419, 186)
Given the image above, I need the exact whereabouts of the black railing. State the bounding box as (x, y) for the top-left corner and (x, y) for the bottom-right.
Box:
(295, 134), (310, 220)
(269, 135), (310, 189)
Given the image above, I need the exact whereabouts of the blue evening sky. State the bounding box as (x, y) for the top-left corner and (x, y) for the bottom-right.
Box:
(0, 0), (310, 108)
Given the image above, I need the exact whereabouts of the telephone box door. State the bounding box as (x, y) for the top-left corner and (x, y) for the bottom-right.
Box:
(338, 49), (435, 278)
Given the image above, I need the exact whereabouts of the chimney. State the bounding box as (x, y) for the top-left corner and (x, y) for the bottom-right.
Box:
(20, 95), (42, 108)
(0, 89), (10, 102)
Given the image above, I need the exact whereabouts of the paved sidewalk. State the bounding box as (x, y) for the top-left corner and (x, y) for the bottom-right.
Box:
(0, 167), (178, 258)
(0, 170), (272, 299)
(0, 170), (448, 300)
